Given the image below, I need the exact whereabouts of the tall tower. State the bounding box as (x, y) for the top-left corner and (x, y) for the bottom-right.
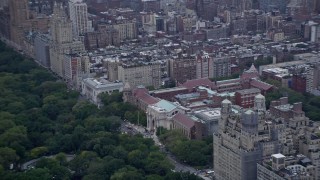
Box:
(8, 0), (30, 46)
(51, 2), (72, 44)
(68, 0), (91, 38)
(9, 0), (29, 25)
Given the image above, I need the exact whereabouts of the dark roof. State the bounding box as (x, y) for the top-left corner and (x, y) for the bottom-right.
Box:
(250, 79), (273, 91)
(173, 113), (195, 129)
(241, 72), (259, 80)
(134, 87), (159, 105)
(236, 88), (261, 95)
(181, 78), (216, 90)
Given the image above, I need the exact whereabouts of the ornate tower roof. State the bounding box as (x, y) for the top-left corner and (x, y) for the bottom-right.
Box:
(246, 63), (258, 74)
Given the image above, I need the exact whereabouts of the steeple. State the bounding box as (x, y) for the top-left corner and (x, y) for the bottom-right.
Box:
(246, 63), (258, 74)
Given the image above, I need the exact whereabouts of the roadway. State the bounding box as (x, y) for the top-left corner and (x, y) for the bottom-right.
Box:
(121, 121), (212, 180)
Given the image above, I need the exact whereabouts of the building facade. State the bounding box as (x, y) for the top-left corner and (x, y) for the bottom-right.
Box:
(64, 54), (90, 90)
(69, 0), (92, 38)
(81, 78), (124, 106)
(196, 52), (213, 79)
(235, 88), (261, 108)
(49, 3), (85, 78)
(34, 34), (51, 68)
(118, 63), (161, 89)
(212, 56), (231, 79)
(146, 99), (183, 131)
(168, 56), (197, 84)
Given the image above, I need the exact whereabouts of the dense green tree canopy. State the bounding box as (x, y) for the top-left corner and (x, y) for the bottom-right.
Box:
(0, 41), (200, 179)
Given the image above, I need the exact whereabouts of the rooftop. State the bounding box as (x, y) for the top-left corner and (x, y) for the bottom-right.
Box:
(272, 153), (285, 159)
(149, 87), (188, 94)
(173, 113), (195, 129)
(236, 88), (261, 95)
(153, 100), (177, 112)
(83, 78), (124, 89)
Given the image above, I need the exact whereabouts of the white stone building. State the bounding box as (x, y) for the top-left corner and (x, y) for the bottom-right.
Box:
(81, 78), (124, 106)
(146, 100), (185, 131)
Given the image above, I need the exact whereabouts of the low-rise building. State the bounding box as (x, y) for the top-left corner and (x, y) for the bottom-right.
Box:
(193, 108), (221, 135)
(257, 154), (316, 180)
(235, 88), (261, 108)
(81, 78), (124, 106)
(146, 99), (184, 131)
(172, 113), (204, 140)
(123, 84), (160, 111)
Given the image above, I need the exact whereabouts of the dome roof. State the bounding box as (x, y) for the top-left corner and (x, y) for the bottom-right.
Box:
(222, 99), (232, 104)
(255, 93), (265, 99)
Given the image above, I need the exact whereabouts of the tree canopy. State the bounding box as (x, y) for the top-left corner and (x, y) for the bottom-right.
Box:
(0, 41), (200, 179)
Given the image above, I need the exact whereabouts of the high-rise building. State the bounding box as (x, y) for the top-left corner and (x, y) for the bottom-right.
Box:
(64, 54), (90, 90)
(8, 0), (30, 47)
(0, 5), (10, 40)
(214, 94), (314, 180)
(306, 63), (320, 95)
(212, 56), (231, 79)
(214, 95), (278, 180)
(196, 52), (213, 79)
(69, 0), (92, 38)
(111, 18), (137, 42)
(49, 2), (85, 77)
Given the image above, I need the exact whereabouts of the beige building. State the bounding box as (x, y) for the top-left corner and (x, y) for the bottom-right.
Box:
(118, 63), (161, 89)
(214, 94), (319, 180)
(64, 54), (90, 90)
(9, 0), (30, 49)
(196, 52), (213, 79)
(257, 154), (317, 180)
(182, 16), (196, 32)
(104, 58), (120, 82)
(110, 18), (137, 42)
(50, 42), (84, 78)
(49, 3), (85, 78)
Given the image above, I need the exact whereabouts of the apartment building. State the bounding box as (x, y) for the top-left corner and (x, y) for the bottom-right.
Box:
(212, 56), (231, 79)
(168, 56), (197, 84)
(69, 0), (92, 38)
(118, 62), (161, 89)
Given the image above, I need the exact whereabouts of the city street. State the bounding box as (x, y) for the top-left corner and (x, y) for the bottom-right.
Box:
(120, 121), (212, 180)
